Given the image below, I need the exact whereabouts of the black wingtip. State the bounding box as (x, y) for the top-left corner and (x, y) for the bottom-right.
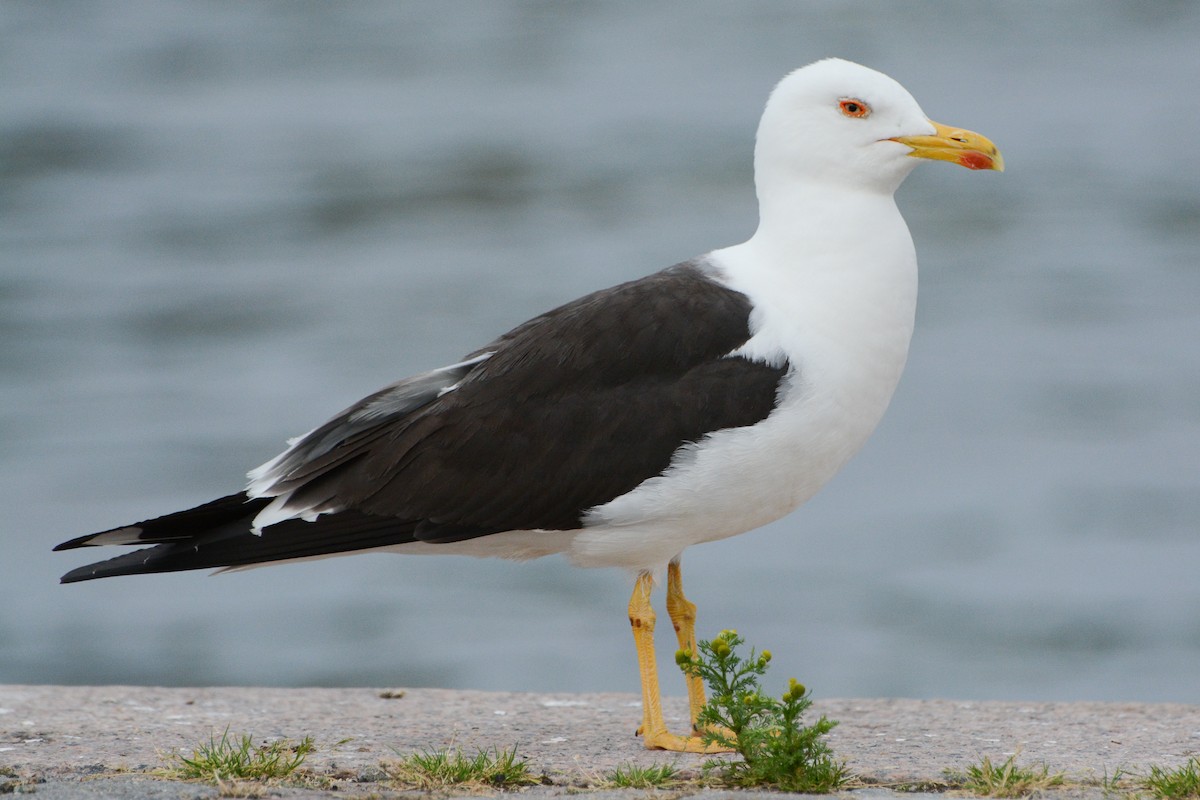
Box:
(59, 561), (120, 583)
(59, 569), (92, 584)
(56, 506), (422, 584)
(53, 535), (96, 552)
(53, 493), (259, 554)
(57, 543), (188, 583)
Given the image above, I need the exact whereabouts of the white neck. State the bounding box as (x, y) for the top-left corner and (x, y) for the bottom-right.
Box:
(711, 179), (919, 408)
(754, 181), (904, 256)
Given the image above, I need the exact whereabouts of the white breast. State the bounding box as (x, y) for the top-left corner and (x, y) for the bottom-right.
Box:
(572, 191), (919, 571)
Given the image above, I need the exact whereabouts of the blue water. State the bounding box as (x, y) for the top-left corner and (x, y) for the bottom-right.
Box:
(3, 1), (1199, 704)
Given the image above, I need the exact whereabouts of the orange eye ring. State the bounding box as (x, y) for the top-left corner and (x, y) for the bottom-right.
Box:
(839, 98), (871, 118)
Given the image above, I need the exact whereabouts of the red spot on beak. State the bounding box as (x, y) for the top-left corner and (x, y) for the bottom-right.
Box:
(959, 151), (995, 171)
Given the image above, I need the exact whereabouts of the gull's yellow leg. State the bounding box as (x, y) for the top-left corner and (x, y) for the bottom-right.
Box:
(628, 571), (722, 752)
(666, 561), (735, 749)
(665, 560), (706, 732)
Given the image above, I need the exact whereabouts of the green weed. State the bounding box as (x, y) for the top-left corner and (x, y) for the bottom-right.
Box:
(1093, 765), (1141, 798)
(676, 629), (847, 793)
(164, 728), (314, 784)
(948, 753), (1065, 797)
(603, 762), (682, 788)
(1145, 758), (1200, 799)
(383, 746), (538, 790)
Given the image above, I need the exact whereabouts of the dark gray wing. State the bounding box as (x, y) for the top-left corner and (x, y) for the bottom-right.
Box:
(249, 260), (790, 541)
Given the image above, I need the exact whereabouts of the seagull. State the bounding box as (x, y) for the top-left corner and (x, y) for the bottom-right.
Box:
(56, 58), (1002, 752)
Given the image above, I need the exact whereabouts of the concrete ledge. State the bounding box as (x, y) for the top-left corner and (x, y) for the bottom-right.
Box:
(2, 686), (1198, 797)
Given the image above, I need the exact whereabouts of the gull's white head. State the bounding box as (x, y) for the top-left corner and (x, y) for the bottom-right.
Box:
(754, 58), (1002, 198)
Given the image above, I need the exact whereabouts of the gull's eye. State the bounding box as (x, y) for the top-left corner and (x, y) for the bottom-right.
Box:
(839, 98), (871, 118)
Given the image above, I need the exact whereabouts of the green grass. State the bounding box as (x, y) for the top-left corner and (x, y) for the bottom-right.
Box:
(676, 629), (848, 793)
(1094, 765), (1140, 798)
(603, 762), (682, 788)
(948, 753), (1065, 797)
(164, 728), (314, 783)
(949, 756), (1200, 800)
(1145, 758), (1200, 799)
(383, 746), (538, 790)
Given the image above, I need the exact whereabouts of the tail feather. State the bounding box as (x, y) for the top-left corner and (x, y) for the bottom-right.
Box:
(57, 494), (419, 584)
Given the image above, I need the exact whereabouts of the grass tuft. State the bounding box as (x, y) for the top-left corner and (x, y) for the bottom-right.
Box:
(948, 753), (1065, 797)
(1093, 765), (1140, 799)
(603, 762), (682, 788)
(676, 629), (848, 793)
(383, 746), (538, 790)
(164, 728), (314, 784)
(1145, 758), (1200, 800)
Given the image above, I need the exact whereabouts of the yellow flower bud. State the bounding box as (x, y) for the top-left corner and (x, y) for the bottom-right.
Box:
(675, 648), (691, 666)
(784, 678), (807, 702)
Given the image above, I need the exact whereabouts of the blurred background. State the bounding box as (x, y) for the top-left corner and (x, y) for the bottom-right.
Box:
(2, 2), (1198, 703)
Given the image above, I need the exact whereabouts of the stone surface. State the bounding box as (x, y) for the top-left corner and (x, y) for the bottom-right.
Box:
(2, 686), (1198, 797)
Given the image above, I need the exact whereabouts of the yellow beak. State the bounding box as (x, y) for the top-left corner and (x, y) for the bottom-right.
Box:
(891, 120), (1004, 172)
